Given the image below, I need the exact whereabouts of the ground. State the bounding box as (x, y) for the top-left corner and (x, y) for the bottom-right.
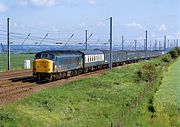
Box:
(0, 56), (180, 127)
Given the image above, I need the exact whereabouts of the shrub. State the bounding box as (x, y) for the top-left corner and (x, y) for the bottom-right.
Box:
(161, 54), (172, 62)
(136, 62), (157, 83)
(169, 49), (178, 59)
(174, 47), (180, 55)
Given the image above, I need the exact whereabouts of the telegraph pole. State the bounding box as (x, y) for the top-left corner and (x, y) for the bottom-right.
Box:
(150, 41), (152, 50)
(176, 39), (179, 47)
(122, 36), (124, 50)
(170, 42), (172, 49)
(7, 18), (10, 70)
(134, 40), (137, 50)
(159, 41), (161, 50)
(145, 30), (148, 58)
(155, 40), (157, 50)
(174, 40), (176, 48)
(164, 36), (166, 51)
(144, 39), (146, 50)
(167, 40), (169, 49)
(109, 17), (113, 70)
(85, 30), (88, 50)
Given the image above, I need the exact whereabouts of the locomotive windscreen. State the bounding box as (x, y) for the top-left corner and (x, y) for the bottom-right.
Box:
(41, 53), (54, 60)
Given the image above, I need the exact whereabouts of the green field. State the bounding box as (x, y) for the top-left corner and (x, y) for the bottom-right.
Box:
(0, 53), (34, 71)
(122, 58), (180, 127)
(0, 53), (179, 127)
(153, 58), (180, 126)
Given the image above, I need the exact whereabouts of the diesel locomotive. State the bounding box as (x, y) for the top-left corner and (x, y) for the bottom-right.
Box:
(33, 50), (164, 83)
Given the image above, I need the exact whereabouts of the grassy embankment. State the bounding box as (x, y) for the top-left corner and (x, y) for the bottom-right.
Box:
(0, 48), (179, 127)
(121, 48), (180, 127)
(0, 53), (34, 71)
(153, 58), (180, 126)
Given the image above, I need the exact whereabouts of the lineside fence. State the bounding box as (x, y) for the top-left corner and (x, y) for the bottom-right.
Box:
(109, 82), (158, 127)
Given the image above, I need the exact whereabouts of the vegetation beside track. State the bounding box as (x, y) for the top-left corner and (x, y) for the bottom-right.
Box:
(0, 53), (34, 71)
(153, 58), (180, 127)
(0, 48), (180, 127)
(116, 47), (180, 127)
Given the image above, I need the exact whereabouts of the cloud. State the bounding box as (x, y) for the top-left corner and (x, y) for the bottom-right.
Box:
(88, 0), (96, 5)
(125, 22), (145, 29)
(0, 3), (8, 13)
(79, 22), (86, 28)
(96, 21), (106, 27)
(19, 0), (28, 6)
(158, 24), (167, 32)
(166, 32), (180, 40)
(151, 33), (156, 38)
(19, 0), (59, 7)
(78, 21), (106, 29)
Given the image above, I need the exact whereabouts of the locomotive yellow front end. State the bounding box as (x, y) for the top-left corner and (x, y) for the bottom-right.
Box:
(33, 59), (53, 82)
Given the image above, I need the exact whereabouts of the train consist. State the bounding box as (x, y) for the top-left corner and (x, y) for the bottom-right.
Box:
(33, 50), (165, 83)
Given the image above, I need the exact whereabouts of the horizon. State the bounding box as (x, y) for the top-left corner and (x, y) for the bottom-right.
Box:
(0, 0), (179, 46)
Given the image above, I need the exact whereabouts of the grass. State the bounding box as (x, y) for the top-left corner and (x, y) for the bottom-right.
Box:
(153, 58), (180, 127)
(0, 60), (150, 127)
(0, 53), (34, 71)
(121, 58), (180, 127)
(0, 56), (178, 127)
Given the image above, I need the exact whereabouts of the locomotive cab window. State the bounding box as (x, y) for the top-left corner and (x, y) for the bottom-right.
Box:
(41, 53), (54, 60)
(41, 53), (49, 59)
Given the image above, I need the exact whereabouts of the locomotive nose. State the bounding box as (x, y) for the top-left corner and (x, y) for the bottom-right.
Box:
(33, 59), (53, 73)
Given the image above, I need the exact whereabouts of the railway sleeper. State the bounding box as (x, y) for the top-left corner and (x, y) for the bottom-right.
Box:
(0, 88), (32, 99)
(0, 84), (34, 95)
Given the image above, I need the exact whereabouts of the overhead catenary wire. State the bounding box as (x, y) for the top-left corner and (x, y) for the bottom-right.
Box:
(22, 33), (31, 45)
(2, 18), (178, 50)
(39, 33), (48, 45)
(64, 33), (75, 47)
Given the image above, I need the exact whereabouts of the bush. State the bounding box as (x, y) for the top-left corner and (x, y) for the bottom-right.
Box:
(169, 49), (178, 59)
(161, 54), (172, 62)
(175, 47), (180, 55)
(136, 62), (157, 83)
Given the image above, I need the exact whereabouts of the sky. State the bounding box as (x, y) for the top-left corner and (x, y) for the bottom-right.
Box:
(0, 0), (179, 46)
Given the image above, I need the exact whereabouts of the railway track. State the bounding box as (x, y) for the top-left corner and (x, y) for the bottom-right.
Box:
(0, 57), (156, 104)
(0, 69), (106, 104)
(0, 70), (35, 102)
(0, 70), (32, 80)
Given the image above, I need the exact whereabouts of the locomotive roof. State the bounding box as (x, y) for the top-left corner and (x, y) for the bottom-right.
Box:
(37, 50), (104, 55)
(38, 50), (82, 55)
(79, 50), (103, 55)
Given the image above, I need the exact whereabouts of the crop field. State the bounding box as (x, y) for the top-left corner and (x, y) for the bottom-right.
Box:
(0, 53), (34, 71)
(153, 58), (180, 127)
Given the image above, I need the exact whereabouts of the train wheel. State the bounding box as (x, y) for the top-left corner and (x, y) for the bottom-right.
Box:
(74, 70), (78, 76)
(37, 75), (42, 83)
(49, 74), (53, 82)
(55, 74), (60, 80)
(59, 73), (63, 79)
(57, 74), (61, 80)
